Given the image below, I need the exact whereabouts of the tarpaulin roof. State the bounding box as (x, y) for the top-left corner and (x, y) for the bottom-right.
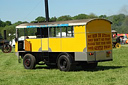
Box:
(16, 19), (112, 29)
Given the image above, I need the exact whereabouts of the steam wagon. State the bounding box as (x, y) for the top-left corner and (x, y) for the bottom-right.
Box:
(15, 19), (113, 71)
(0, 30), (12, 53)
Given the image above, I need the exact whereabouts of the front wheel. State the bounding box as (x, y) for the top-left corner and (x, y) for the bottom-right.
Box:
(57, 54), (74, 71)
(23, 54), (36, 69)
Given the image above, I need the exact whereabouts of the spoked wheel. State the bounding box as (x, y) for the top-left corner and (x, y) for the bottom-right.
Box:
(2, 44), (12, 53)
(115, 43), (121, 48)
(23, 54), (36, 69)
(57, 54), (75, 71)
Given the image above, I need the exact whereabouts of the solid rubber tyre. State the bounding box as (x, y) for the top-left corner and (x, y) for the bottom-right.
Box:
(57, 54), (74, 71)
(23, 54), (36, 69)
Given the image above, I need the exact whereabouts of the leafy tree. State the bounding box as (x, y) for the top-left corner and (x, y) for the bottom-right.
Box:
(31, 21), (37, 23)
(22, 21), (28, 24)
(0, 20), (6, 27)
(99, 15), (107, 19)
(57, 15), (72, 21)
(13, 21), (23, 26)
(121, 16), (128, 33)
(50, 17), (57, 22)
(73, 14), (88, 20)
(35, 16), (46, 22)
(1, 21), (24, 41)
(88, 13), (98, 18)
(108, 14), (125, 26)
(5, 21), (11, 26)
(108, 14), (126, 33)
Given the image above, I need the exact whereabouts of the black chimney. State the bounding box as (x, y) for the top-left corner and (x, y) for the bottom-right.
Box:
(44, 0), (49, 22)
(4, 30), (6, 40)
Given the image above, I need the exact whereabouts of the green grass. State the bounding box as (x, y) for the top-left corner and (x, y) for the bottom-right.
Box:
(0, 47), (128, 85)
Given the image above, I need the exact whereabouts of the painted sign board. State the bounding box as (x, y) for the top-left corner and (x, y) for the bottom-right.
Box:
(87, 33), (112, 52)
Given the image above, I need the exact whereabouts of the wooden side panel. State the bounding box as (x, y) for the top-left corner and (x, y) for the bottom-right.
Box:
(86, 19), (112, 52)
(25, 40), (31, 51)
(25, 39), (41, 52)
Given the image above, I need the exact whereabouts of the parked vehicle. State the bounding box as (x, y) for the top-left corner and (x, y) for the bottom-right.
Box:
(15, 19), (113, 71)
(0, 30), (12, 53)
(112, 30), (121, 48)
(117, 34), (128, 44)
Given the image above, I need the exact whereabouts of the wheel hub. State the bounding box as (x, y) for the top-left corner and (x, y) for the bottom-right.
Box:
(60, 59), (67, 69)
(25, 59), (31, 67)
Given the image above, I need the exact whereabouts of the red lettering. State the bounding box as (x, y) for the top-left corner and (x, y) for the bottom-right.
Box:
(101, 38), (104, 41)
(105, 38), (110, 41)
(94, 38), (99, 41)
(101, 42), (105, 45)
(102, 33), (110, 37)
(92, 34), (97, 38)
(104, 45), (111, 49)
(88, 43), (95, 45)
(94, 46), (103, 50)
(88, 39), (93, 42)
(96, 42), (100, 45)
(88, 47), (93, 50)
(98, 33), (101, 37)
(106, 42), (111, 44)
(88, 35), (91, 38)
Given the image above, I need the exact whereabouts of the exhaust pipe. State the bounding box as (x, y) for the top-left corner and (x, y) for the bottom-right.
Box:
(44, 0), (49, 22)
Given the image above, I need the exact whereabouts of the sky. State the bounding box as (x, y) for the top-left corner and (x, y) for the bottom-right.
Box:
(0, 0), (128, 23)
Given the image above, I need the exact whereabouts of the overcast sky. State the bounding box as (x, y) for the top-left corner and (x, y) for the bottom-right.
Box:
(0, 0), (128, 23)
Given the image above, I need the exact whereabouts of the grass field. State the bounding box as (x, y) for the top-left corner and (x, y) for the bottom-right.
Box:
(0, 47), (128, 85)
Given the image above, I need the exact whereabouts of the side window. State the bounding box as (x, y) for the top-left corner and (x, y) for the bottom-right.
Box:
(49, 27), (60, 37)
(61, 26), (74, 37)
(19, 28), (37, 39)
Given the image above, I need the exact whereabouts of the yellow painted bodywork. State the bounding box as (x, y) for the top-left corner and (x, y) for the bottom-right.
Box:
(26, 39), (41, 52)
(49, 26), (86, 52)
(49, 38), (61, 52)
(16, 19), (112, 53)
(42, 38), (48, 51)
(61, 33), (86, 52)
(86, 19), (112, 52)
(15, 42), (18, 52)
(86, 20), (111, 33)
(74, 26), (85, 33)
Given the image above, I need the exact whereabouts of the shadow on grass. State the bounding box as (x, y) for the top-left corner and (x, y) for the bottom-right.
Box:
(35, 65), (126, 72)
(0, 52), (15, 54)
(84, 66), (126, 72)
(36, 65), (58, 70)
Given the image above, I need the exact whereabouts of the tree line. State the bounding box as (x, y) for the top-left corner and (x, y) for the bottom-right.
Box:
(0, 13), (128, 41)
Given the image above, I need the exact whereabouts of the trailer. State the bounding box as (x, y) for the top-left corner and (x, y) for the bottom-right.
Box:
(15, 19), (113, 71)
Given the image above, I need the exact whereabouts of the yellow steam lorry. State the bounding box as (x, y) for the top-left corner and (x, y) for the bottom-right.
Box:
(15, 19), (113, 71)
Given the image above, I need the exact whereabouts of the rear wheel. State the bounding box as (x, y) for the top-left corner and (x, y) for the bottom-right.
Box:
(57, 54), (75, 71)
(23, 54), (36, 69)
